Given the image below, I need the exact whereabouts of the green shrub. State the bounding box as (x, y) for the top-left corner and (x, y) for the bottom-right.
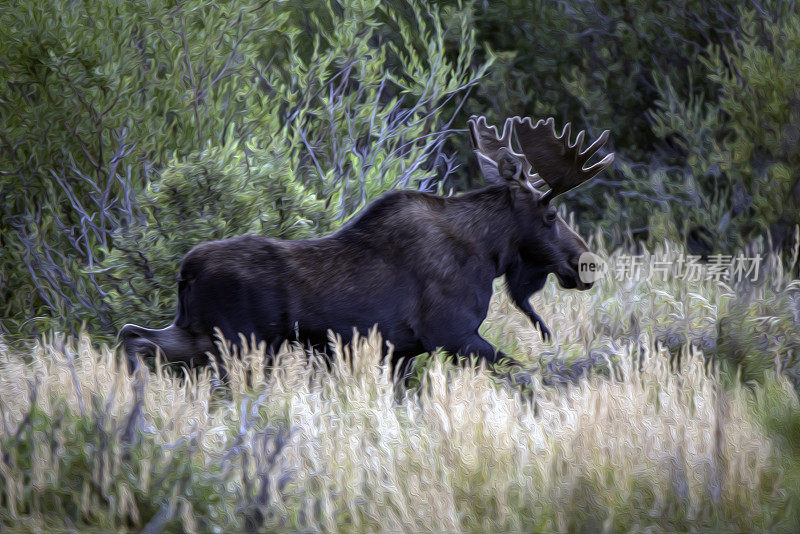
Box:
(652, 7), (800, 255)
(0, 0), (488, 340)
(4, 0), (800, 343)
(439, 1), (799, 262)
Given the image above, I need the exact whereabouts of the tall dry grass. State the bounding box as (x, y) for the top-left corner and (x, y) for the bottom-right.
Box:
(0, 336), (794, 531)
(1, 240), (799, 531)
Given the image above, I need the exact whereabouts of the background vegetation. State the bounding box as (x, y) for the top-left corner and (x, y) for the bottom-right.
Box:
(2, 0), (800, 340)
(1, 0), (486, 338)
(2, 0), (800, 530)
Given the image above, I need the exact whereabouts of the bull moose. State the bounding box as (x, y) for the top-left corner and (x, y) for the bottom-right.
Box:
(120, 116), (614, 374)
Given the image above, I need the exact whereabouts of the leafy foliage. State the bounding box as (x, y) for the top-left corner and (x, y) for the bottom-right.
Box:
(651, 8), (800, 254)
(2, 0), (800, 341)
(0, 0), (487, 339)
(445, 0), (799, 260)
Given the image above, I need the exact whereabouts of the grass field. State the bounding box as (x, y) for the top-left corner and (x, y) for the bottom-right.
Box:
(1, 239), (800, 532)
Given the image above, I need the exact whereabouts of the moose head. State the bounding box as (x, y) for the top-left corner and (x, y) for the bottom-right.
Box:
(468, 115), (614, 292)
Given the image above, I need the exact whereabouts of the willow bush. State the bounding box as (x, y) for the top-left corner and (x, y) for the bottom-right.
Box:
(0, 0), (488, 340)
(3, 0), (800, 341)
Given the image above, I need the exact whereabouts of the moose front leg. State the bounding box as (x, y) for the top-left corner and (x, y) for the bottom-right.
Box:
(515, 298), (552, 342)
(505, 259), (553, 342)
(432, 333), (518, 370)
(506, 275), (552, 342)
(457, 333), (506, 366)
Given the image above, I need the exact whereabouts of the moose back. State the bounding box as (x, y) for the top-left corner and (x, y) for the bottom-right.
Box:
(120, 116), (614, 372)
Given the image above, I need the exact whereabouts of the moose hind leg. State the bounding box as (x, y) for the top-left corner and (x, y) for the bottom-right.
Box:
(120, 323), (215, 373)
(424, 331), (510, 369)
(452, 333), (509, 367)
(390, 343), (428, 386)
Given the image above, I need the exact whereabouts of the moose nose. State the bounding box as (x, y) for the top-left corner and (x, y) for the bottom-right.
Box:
(570, 255), (594, 290)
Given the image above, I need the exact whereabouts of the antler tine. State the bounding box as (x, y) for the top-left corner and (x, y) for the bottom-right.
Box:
(468, 115), (514, 159)
(572, 130), (585, 155)
(578, 129), (610, 165)
(512, 116), (614, 202)
(559, 121), (572, 149)
(469, 115), (539, 184)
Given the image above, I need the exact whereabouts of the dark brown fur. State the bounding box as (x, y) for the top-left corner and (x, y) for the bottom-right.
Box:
(120, 174), (592, 374)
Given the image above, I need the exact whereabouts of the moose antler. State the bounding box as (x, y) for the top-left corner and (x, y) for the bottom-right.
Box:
(512, 117), (614, 202)
(467, 116), (514, 160)
(468, 115), (614, 200)
(467, 116), (534, 183)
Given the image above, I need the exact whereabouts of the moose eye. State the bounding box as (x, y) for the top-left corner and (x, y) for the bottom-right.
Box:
(543, 211), (557, 226)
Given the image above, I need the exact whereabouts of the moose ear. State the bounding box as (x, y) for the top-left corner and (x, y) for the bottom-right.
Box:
(497, 151), (523, 182)
(476, 151), (503, 184)
(476, 149), (524, 185)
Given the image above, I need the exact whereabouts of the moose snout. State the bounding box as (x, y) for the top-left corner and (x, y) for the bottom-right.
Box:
(573, 254), (596, 290)
(559, 255), (592, 291)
